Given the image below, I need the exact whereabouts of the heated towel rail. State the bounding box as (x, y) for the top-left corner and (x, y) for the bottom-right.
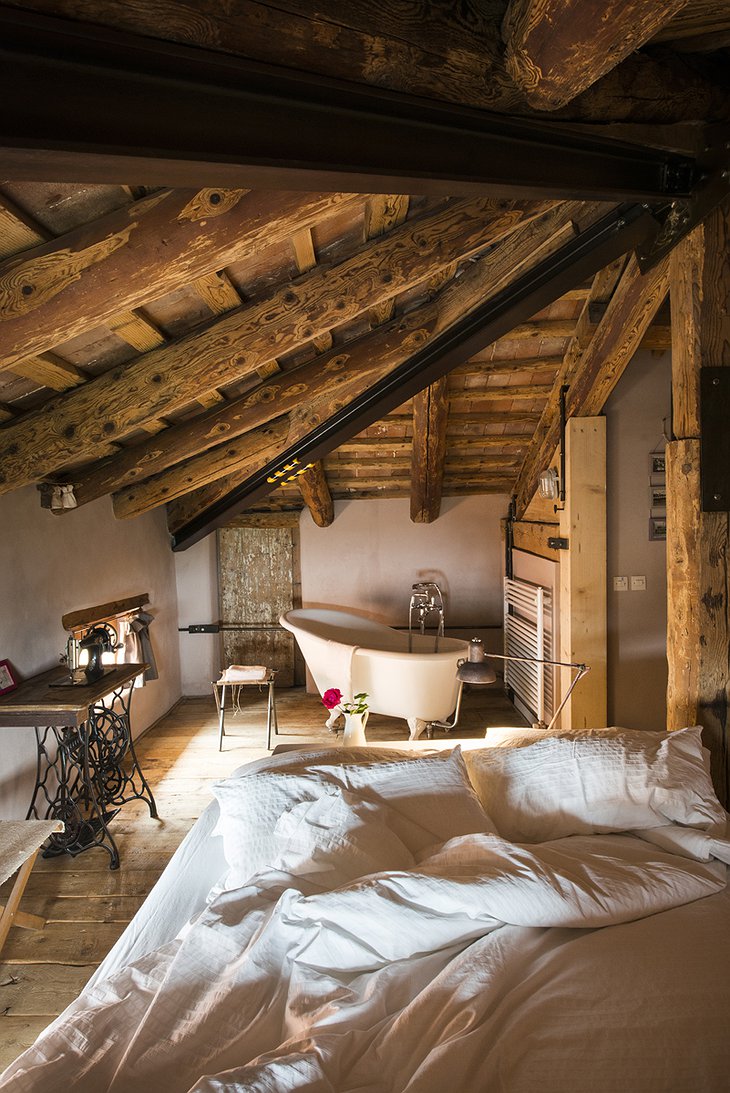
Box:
(503, 577), (554, 725)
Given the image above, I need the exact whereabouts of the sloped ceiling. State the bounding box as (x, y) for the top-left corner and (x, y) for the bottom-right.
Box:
(0, 0), (727, 546)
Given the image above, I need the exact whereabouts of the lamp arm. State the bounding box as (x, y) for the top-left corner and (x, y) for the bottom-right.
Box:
(544, 664), (591, 732)
(484, 651), (589, 672)
(484, 652), (591, 732)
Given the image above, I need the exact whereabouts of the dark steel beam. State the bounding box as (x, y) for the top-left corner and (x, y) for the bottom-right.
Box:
(171, 202), (661, 549)
(0, 6), (699, 201)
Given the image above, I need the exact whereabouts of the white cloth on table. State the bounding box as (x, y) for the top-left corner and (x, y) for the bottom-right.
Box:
(0, 821), (62, 885)
(217, 666), (269, 684)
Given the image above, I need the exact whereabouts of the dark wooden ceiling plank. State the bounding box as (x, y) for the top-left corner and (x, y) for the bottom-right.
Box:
(503, 0), (689, 110)
(0, 6), (708, 196)
(1, 194), (530, 497)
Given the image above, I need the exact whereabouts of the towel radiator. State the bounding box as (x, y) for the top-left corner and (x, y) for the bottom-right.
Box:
(503, 577), (554, 725)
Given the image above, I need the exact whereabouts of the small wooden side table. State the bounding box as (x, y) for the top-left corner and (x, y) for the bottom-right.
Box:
(212, 669), (278, 751)
(0, 663), (157, 869)
(0, 820), (64, 955)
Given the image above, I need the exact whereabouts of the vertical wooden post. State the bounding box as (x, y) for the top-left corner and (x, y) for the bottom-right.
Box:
(667, 203), (730, 805)
(558, 417), (607, 728)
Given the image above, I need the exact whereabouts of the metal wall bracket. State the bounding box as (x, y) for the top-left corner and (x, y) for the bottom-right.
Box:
(636, 126), (730, 272)
(547, 536), (569, 550)
(700, 367), (730, 511)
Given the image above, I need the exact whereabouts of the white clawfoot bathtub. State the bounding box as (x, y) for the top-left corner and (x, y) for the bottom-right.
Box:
(280, 608), (468, 740)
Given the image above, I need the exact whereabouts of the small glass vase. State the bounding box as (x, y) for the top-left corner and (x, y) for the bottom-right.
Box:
(343, 711), (368, 747)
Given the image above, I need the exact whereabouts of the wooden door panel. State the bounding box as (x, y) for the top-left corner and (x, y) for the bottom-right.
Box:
(217, 527), (296, 686)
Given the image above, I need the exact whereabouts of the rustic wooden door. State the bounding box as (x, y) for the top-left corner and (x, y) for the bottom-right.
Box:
(217, 526), (299, 686)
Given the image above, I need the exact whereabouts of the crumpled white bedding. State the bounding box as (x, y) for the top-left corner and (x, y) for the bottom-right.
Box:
(1, 786), (729, 1093)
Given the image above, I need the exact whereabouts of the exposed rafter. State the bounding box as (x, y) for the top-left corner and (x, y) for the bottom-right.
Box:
(514, 253), (671, 517)
(1, 195), (541, 496)
(113, 202), (599, 522)
(410, 378), (449, 524)
(297, 462), (334, 528)
(0, 187), (362, 378)
(0, 6), (708, 199)
(168, 201), (663, 548)
(503, 0), (690, 110)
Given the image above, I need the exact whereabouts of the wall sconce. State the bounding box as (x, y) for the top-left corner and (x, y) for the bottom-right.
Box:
(538, 467), (560, 500)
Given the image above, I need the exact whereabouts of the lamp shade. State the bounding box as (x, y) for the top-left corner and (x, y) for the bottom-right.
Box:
(456, 638), (497, 685)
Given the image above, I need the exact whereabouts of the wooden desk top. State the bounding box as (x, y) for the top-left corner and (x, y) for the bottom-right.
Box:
(0, 663), (148, 728)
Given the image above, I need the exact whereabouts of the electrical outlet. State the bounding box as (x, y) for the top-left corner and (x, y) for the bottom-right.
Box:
(630, 575), (647, 591)
(613, 576), (628, 592)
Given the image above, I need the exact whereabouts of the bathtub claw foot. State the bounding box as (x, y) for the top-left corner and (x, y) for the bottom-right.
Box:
(407, 717), (428, 741)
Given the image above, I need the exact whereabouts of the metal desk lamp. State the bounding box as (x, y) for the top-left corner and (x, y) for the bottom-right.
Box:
(456, 637), (590, 733)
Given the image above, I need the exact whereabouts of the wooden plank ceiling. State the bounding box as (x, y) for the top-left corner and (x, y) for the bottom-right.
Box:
(0, 0), (727, 542)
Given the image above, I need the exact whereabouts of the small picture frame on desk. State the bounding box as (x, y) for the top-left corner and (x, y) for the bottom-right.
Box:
(0, 659), (18, 695)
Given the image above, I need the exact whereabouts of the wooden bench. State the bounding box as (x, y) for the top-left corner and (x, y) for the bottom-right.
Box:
(0, 820), (64, 955)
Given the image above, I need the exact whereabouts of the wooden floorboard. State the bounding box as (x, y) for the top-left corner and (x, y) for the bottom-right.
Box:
(0, 684), (525, 1068)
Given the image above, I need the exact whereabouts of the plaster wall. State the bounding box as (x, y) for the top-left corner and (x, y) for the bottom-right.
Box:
(0, 488), (181, 818)
(175, 535), (221, 695)
(605, 349), (671, 731)
(299, 495), (509, 636)
(175, 495), (511, 693)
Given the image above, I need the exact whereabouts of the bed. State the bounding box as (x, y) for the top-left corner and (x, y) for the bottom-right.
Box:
(1, 727), (729, 1092)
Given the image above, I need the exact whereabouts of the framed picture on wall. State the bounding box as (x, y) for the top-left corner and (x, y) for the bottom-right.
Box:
(0, 659), (18, 695)
(649, 485), (667, 513)
(650, 454), (666, 475)
(649, 517), (667, 541)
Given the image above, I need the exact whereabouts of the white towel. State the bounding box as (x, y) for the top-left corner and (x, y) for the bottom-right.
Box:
(218, 665), (269, 684)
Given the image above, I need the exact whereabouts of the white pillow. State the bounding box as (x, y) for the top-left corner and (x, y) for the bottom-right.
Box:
(305, 747), (494, 854)
(272, 789), (415, 882)
(464, 726), (726, 843)
(213, 747), (493, 888)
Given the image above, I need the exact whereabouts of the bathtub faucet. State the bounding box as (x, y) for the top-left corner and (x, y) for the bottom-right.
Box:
(408, 582), (445, 653)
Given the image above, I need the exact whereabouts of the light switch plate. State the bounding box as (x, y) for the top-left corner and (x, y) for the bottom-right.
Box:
(630, 575), (647, 591)
(613, 576), (628, 592)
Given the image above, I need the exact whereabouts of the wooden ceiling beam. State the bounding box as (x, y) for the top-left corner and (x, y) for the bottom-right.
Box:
(0, 193), (50, 258)
(297, 462), (334, 527)
(167, 202), (657, 544)
(514, 255), (628, 515)
(0, 190), (172, 392)
(514, 253), (671, 517)
(0, 6), (714, 194)
(7, 351), (86, 392)
(329, 454), (520, 473)
(364, 196), (411, 327)
(654, 2), (730, 49)
(503, 0), (690, 110)
(121, 203), (593, 523)
(0, 187), (361, 378)
(333, 437), (530, 458)
(28, 197), (549, 504)
(411, 377), (449, 523)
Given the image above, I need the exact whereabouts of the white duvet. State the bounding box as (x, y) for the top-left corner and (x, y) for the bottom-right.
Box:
(2, 789), (729, 1093)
